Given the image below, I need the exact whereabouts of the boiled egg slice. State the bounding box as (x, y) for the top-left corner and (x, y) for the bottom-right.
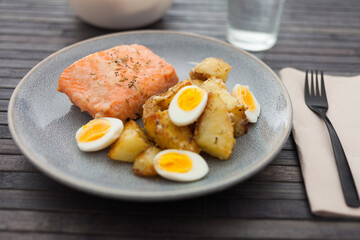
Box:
(169, 85), (208, 126)
(153, 149), (209, 182)
(76, 117), (123, 152)
(231, 84), (260, 123)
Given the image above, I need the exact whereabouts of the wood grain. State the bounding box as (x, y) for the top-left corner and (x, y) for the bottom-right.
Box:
(0, 165), (303, 190)
(0, 210), (359, 239)
(1, 0), (360, 238)
(0, 190), (312, 219)
(0, 139), (22, 154)
(0, 100), (10, 111)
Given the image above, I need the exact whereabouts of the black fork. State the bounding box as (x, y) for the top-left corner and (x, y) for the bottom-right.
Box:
(305, 70), (359, 207)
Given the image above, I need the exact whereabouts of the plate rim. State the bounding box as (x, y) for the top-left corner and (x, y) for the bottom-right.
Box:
(8, 30), (293, 201)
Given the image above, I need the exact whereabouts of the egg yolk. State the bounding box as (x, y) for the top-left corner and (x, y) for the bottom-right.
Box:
(158, 152), (193, 173)
(177, 87), (204, 111)
(237, 87), (256, 112)
(77, 119), (111, 142)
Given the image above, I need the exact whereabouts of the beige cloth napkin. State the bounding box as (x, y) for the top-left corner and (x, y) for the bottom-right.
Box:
(279, 68), (360, 218)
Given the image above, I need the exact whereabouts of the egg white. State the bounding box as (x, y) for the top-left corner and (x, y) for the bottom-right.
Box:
(231, 84), (260, 123)
(76, 117), (123, 152)
(169, 85), (208, 126)
(154, 149), (209, 182)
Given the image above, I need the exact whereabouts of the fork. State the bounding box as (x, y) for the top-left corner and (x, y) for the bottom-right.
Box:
(304, 70), (359, 207)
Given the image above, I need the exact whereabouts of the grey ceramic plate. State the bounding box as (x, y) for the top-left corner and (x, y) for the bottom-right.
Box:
(9, 31), (292, 201)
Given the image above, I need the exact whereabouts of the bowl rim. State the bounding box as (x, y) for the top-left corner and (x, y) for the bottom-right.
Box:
(66, 0), (174, 30)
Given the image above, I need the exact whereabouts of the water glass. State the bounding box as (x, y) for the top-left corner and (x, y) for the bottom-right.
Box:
(226, 0), (286, 51)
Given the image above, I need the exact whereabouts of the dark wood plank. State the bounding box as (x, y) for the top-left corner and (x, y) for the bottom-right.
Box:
(2, 26), (357, 41)
(266, 62), (360, 75)
(0, 28), (63, 37)
(0, 43), (65, 53)
(0, 15), (77, 25)
(0, 232), (144, 240)
(262, 53), (360, 65)
(283, 134), (296, 150)
(0, 78), (21, 88)
(252, 165), (302, 182)
(285, 0), (360, 11)
(0, 124), (11, 138)
(0, 58), (39, 69)
(0, 169), (306, 198)
(0, 68), (30, 78)
(0, 172), (65, 191)
(0, 164), (302, 192)
(269, 46), (360, 57)
(271, 150), (299, 166)
(0, 35), (75, 46)
(0, 210), (359, 239)
(0, 0), (68, 6)
(0, 112), (7, 124)
(0, 88), (14, 99)
(0, 233), (131, 240)
(0, 155), (37, 172)
(227, 181), (306, 200)
(0, 189), (312, 219)
(0, 8), (74, 17)
(0, 100), (10, 111)
(0, 139), (22, 154)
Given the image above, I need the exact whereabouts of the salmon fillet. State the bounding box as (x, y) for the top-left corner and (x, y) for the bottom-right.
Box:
(58, 44), (178, 121)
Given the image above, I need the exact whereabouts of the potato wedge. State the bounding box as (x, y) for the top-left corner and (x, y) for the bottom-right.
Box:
(132, 146), (161, 177)
(194, 93), (235, 160)
(200, 77), (248, 137)
(229, 104), (248, 137)
(144, 109), (200, 153)
(190, 79), (204, 87)
(190, 57), (232, 82)
(200, 77), (238, 111)
(143, 79), (192, 119)
(142, 95), (163, 120)
(109, 120), (152, 162)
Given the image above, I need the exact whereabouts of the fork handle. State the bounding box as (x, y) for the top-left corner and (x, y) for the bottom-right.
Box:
(319, 111), (360, 207)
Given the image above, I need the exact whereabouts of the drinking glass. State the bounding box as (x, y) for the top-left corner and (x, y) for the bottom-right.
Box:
(226, 0), (286, 51)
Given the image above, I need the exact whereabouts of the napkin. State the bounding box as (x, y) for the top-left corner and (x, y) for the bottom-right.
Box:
(279, 68), (360, 218)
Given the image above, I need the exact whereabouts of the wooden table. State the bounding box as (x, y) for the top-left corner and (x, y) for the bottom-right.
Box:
(1, 0), (360, 239)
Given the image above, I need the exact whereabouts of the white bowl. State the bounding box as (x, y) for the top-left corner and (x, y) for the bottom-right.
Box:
(67, 0), (173, 30)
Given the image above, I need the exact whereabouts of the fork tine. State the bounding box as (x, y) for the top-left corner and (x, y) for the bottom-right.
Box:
(305, 69), (310, 98)
(315, 70), (321, 96)
(310, 70), (315, 96)
(321, 71), (327, 99)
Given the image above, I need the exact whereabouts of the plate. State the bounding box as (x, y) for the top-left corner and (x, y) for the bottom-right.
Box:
(8, 31), (292, 201)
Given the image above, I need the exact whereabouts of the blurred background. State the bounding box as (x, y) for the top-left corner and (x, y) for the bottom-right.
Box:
(1, 0), (359, 88)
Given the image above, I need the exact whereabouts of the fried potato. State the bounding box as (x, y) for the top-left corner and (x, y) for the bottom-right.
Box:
(132, 146), (161, 177)
(194, 93), (235, 160)
(144, 110), (200, 153)
(200, 77), (248, 137)
(142, 79), (192, 119)
(200, 77), (238, 110)
(229, 104), (248, 137)
(190, 79), (204, 87)
(109, 120), (152, 162)
(189, 57), (232, 82)
(142, 79), (200, 153)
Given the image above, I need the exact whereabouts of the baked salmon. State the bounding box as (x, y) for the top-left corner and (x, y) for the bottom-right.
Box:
(58, 44), (178, 121)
